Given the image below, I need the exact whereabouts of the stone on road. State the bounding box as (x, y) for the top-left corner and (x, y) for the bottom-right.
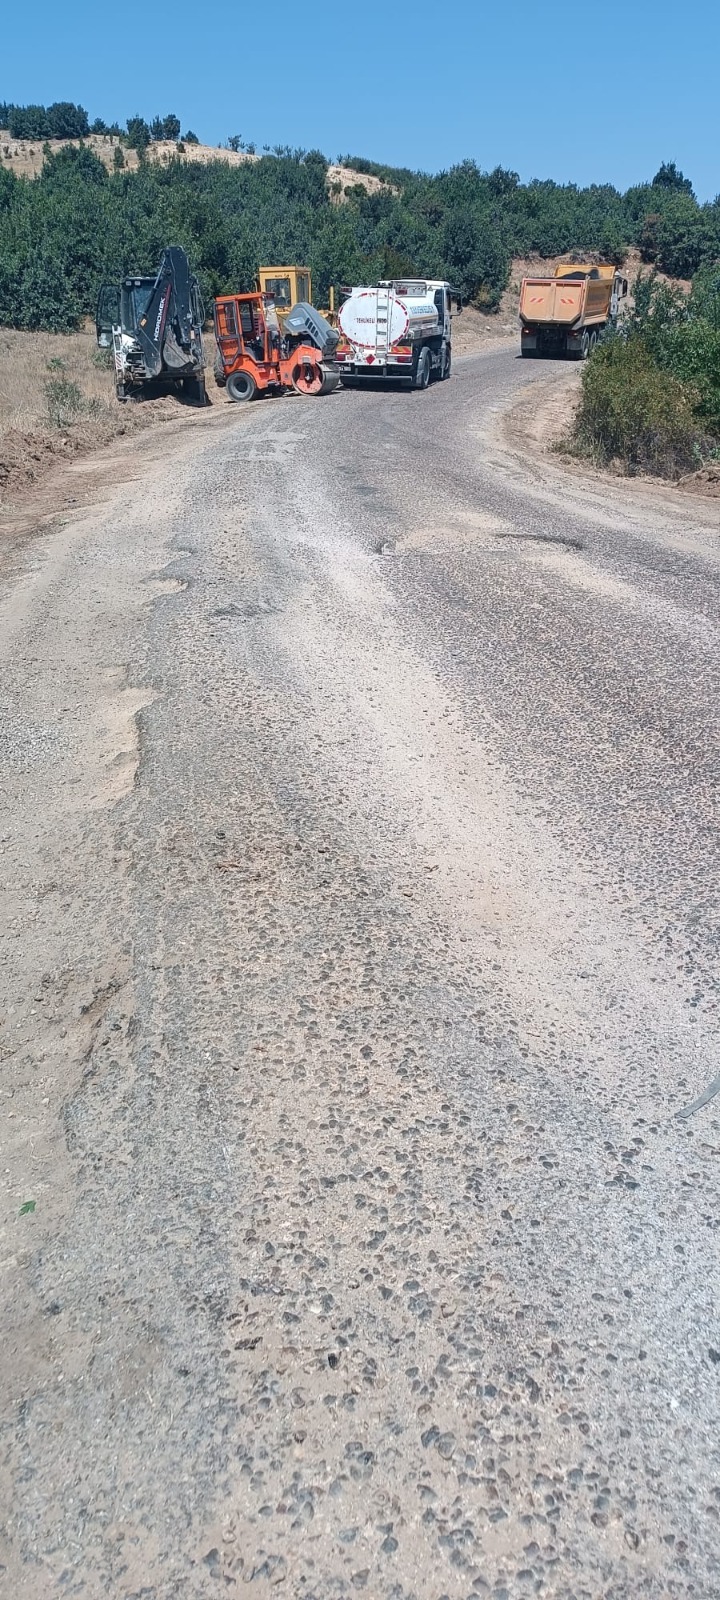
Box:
(1, 348), (719, 1599)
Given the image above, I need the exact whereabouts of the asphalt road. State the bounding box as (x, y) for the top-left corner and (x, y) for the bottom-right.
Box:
(1, 347), (720, 1600)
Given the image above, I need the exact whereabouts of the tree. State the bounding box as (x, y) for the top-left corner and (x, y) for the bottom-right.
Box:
(114, 145), (125, 170)
(228, 135), (242, 152)
(126, 116), (151, 151)
(162, 114), (181, 141)
(184, 130), (199, 144)
(46, 102), (89, 138)
(652, 161), (694, 198)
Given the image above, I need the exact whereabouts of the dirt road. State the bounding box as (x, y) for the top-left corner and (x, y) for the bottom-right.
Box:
(2, 348), (719, 1599)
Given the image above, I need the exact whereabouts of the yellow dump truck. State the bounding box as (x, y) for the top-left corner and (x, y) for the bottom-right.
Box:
(519, 263), (628, 358)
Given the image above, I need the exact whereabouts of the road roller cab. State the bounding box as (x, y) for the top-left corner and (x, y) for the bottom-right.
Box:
(213, 291), (339, 401)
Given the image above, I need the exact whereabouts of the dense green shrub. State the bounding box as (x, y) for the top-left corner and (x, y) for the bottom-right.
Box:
(0, 117), (718, 336)
(571, 336), (704, 477)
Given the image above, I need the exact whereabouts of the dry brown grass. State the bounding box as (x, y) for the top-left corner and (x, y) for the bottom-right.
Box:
(0, 323), (180, 501)
(0, 325), (115, 436)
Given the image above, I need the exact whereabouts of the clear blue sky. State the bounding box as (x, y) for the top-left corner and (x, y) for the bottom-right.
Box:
(3, 0), (718, 201)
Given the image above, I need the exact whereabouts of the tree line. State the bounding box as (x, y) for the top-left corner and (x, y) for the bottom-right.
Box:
(0, 129), (717, 333)
(0, 101), (198, 145)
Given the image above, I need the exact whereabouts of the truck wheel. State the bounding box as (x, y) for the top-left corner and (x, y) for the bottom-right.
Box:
(589, 330), (598, 355)
(580, 330), (591, 360)
(227, 369), (257, 402)
(440, 344), (451, 380)
(414, 348), (431, 390)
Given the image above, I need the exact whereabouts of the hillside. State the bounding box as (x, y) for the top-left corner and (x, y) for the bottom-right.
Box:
(0, 130), (388, 202)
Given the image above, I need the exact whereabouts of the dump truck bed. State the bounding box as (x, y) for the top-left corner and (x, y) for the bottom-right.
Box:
(519, 272), (614, 328)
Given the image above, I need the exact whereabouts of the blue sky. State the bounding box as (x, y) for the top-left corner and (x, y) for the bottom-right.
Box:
(3, 0), (718, 201)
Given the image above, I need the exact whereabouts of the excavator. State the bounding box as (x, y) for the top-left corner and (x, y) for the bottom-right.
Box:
(96, 247), (207, 404)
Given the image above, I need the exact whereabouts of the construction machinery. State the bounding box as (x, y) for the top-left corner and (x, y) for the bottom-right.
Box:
(257, 266), (311, 322)
(519, 263), (628, 358)
(335, 280), (461, 387)
(96, 246), (207, 402)
(213, 292), (340, 400)
(257, 266), (338, 326)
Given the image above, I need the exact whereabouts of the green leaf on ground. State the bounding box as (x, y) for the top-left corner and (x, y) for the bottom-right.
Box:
(19, 1200), (36, 1215)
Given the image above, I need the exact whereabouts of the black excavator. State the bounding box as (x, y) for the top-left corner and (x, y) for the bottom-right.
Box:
(96, 246), (207, 404)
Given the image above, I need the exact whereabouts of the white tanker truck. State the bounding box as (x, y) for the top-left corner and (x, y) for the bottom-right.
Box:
(335, 279), (462, 388)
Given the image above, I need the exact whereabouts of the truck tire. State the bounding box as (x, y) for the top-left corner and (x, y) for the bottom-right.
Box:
(440, 343), (451, 380)
(589, 330), (598, 355)
(580, 330), (591, 360)
(414, 347), (431, 390)
(227, 369), (258, 403)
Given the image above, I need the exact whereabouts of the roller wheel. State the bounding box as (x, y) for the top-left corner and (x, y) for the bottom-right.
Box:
(414, 348), (431, 390)
(227, 369), (258, 403)
(319, 365), (340, 395)
(291, 359), (324, 395)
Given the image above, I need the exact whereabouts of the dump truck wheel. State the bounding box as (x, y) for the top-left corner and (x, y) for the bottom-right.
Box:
(580, 330), (591, 360)
(227, 370), (258, 402)
(589, 330), (598, 355)
(440, 344), (451, 380)
(414, 348), (431, 390)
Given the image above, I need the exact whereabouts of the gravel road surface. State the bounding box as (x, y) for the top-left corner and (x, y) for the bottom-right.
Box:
(1, 347), (719, 1599)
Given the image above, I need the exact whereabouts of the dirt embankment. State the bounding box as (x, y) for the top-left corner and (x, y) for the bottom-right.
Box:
(0, 326), (186, 505)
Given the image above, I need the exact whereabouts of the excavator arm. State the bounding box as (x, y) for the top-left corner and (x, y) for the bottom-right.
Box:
(135, 246), (203, 378)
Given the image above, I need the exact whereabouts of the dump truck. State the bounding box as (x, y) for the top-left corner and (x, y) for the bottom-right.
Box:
(519, 263), (628, 359)
(335, 279), (461, 387)
(96, 246), (207, 402)
(213, 292), (340, 400)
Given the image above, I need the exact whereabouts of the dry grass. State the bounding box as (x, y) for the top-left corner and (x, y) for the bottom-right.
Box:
(0, 325), (115, 436)
(0, 323), (180, 501)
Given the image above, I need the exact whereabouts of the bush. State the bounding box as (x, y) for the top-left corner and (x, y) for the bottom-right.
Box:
(45, 376), (85, 427)
(570, 336), (706, 478)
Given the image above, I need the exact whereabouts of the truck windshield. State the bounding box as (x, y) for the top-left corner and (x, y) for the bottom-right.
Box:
(120, 282), (153, 332)
(264, 276), (292, 306)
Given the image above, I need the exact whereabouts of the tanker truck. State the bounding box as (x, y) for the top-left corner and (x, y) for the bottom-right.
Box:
(335, 279), (461, 388)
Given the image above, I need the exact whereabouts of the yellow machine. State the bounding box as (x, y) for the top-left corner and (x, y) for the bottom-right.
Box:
(257, 266), (311, 322)
(257, 267), (338, 326)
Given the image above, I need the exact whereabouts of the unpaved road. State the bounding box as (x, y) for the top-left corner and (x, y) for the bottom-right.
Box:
(2, 347), (720, 1599)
